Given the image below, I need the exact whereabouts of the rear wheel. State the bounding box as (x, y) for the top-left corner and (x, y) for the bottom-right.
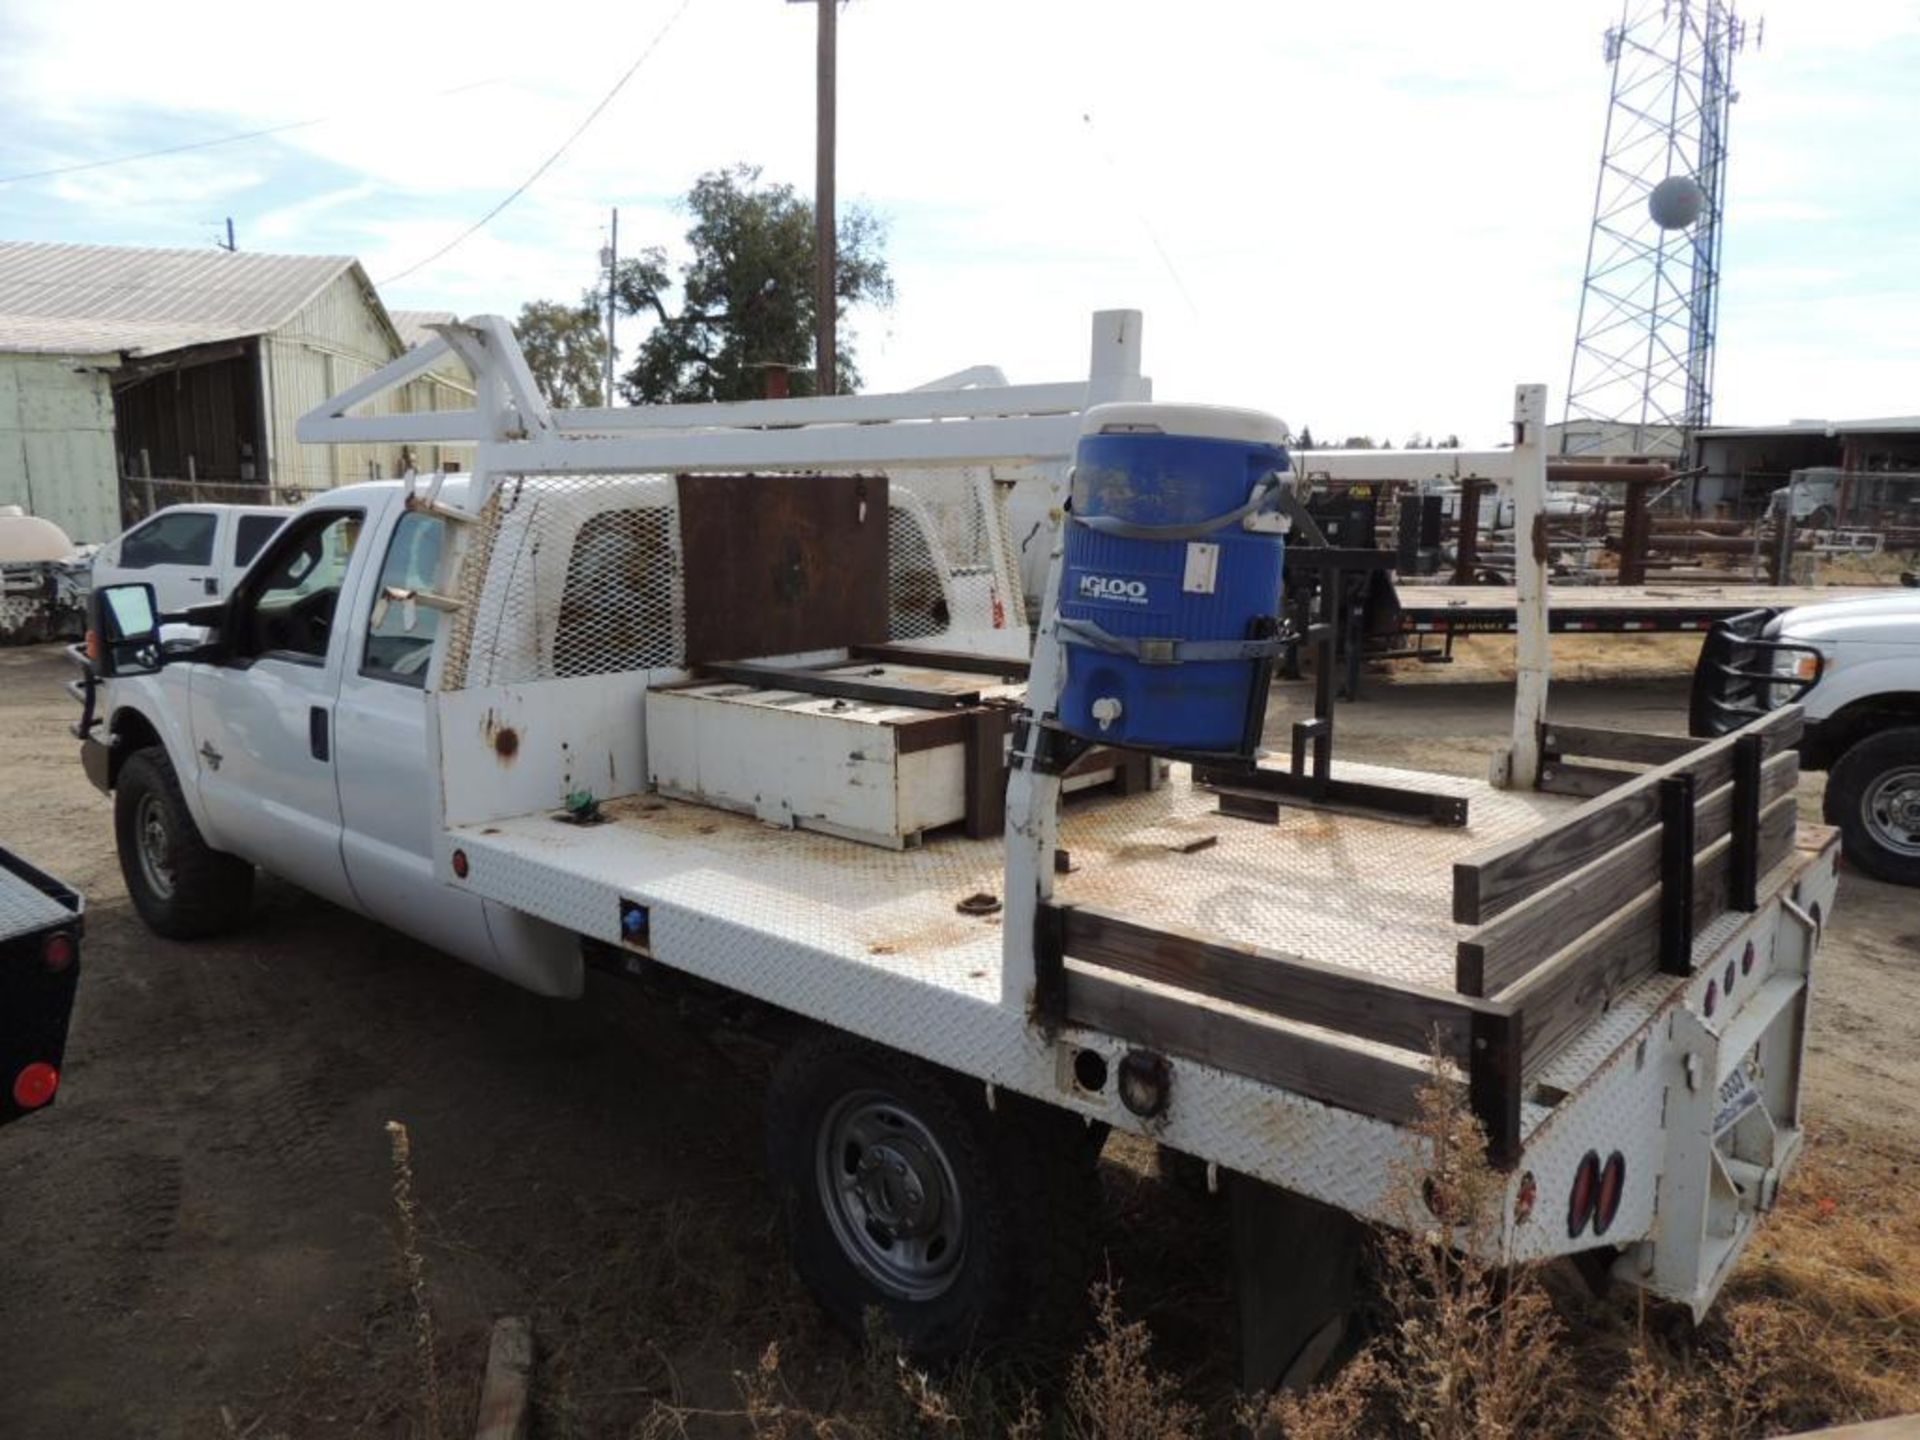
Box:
(766, 1030), (1103, 1358)
(114, 747), (255, 938)
(1825, 727), (1920, 887)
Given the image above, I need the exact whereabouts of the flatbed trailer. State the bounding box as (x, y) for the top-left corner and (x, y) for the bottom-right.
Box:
(1390, 582), (1904, 637)
(79, 310), (1838, 1386)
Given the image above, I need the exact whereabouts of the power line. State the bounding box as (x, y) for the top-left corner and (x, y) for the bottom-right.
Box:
(378, 0), (699, 287)
(0, 78), (502, 188)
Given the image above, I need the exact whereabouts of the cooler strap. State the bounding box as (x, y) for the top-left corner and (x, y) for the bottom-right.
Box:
(1055, 617), (1288, 667)
(1071, 470), (1288, 542)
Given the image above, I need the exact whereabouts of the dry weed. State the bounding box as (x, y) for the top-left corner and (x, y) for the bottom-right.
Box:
(385, 1119), (442, 1440)
(1064, 1280), (1201, 1440)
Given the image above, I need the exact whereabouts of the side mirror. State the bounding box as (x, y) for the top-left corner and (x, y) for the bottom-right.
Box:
(91, 583), (163, 677)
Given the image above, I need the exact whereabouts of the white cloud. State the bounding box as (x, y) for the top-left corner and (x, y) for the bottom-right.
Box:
(0, 0), (1912, 437)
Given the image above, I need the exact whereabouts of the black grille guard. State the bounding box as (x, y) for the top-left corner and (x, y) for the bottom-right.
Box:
(1689, 608), (1824, 738)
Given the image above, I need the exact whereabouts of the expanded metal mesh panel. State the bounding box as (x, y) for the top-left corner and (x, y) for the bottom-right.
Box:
(442, 468), (1013, 690)
(447, 474), (684, 690)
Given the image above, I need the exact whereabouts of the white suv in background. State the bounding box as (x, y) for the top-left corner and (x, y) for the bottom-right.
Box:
(92, 505), (287, 615)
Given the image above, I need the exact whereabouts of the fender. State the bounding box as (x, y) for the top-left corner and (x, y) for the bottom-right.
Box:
(1800, 652), (1920, 725)
(100, 675), (232, 851)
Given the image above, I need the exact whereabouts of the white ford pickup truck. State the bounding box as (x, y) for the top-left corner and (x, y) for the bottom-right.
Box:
(1692, 588), (1920, 887)
(71, 312), (1838, 1382)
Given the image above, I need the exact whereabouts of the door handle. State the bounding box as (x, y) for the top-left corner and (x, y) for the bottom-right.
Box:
(309, 707), (330, 762)
(204, 576), (220, 595)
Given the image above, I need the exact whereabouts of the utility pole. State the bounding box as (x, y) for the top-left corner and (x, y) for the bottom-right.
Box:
(219, 218), (236, 252)
(603, 207), (619, 406)
(813, 0), (837, 394)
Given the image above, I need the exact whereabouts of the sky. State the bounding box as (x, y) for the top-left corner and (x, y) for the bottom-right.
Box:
(0, 0), (1915, 445)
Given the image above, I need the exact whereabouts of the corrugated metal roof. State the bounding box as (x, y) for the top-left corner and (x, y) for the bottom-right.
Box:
(0, 241), (358, 358)
(1703, 417), (1920, 439)
(389, 309), (457, 350)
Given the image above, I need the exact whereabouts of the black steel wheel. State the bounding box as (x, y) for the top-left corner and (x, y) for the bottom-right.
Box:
(1826, 727), (1920, 887)
(766, 1030), (1103, 1358)
(114, 747), (254, 939)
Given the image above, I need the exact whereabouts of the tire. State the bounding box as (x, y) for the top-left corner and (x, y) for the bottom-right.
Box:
(1824, 727), (1920, 887)
(766, 1029), (1103, 1359)
(114, 747), (255, 938)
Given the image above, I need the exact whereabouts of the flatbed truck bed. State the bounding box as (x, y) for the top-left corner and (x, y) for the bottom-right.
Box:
(76, 309), (1843, 1380)
(1392, 581), (1903, 636)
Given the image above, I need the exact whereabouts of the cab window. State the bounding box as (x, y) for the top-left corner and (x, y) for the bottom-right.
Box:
(233, 513), (285, 569)
(120, 510), (216, 568)
(235, 510), (363, 663)
(362, 513), (446, 687)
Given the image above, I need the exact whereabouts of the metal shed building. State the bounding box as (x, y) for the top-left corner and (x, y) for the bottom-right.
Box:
(0, 241), (473, 542)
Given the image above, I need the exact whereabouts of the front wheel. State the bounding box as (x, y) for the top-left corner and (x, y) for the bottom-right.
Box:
(766, 1030), (1103, 1359)
(114, 747), (255, 938)
(1825, 727), (1920, 887)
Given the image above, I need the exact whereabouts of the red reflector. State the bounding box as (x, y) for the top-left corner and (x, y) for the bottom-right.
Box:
(1515, 1170), (1538, 1225)
(1741, 941), (1756, 976)
(1594, 1152), (1626, 1236)
(1704, 978), (1719, 1018)
(12, 1062), (59, 1111)
(1723, 958), (1737, 996)
(1568, 1150), (1601, 1238)
(451, 849), (469, 879)
(42, 930), (76, 973)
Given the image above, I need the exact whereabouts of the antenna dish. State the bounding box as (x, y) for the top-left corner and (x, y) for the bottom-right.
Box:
(1649, 175), (1705, 230)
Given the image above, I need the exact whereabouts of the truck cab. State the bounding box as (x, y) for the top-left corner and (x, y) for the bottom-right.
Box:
(92, 504), (287, 615)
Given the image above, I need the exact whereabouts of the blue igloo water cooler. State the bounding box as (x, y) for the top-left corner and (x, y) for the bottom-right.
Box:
(1055, 403), (1291, 753)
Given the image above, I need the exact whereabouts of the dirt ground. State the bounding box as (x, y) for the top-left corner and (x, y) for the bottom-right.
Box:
(0, 637), (1915, 1439)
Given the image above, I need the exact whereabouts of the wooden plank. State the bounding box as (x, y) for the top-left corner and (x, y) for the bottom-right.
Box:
(474, 1316), (533, 1440)
(1503, 794), (1799, 1073)
(677, 472), (889, 664)
(963, 707), (1012, 839)
(1066, 964), (1429, 1127)
(1536, 760), (1637, 798)
(1062, 906), (1496, 1062)
(1457, 751), (1797, 995)
(1538, 722), (1700, 766)
(1453, 707), (1802, 925)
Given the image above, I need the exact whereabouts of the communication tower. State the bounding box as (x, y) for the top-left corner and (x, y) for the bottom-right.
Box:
(1562, 1), (1757, 456)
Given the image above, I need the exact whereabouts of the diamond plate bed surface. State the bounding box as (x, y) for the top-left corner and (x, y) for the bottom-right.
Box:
(0, 863), (71, 939)
(459, 759), (1576, 992)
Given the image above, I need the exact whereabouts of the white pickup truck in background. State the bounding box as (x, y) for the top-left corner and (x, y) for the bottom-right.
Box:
(1693, 587), (1920, 886)
(69, 312), (1838, 1384)
(92, 504), (287, 615)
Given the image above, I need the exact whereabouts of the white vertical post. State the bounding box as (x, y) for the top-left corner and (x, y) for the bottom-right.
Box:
(1496, 382), (1551, 790)
(999, 311), (1147, 1009)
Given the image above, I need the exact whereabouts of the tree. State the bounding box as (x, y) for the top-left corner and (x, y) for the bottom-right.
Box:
(611, 164), (893, 403)
(514, 298), (608, 408)
(1295, 424), (1315, 450)
(1339, 435), (1377, 450)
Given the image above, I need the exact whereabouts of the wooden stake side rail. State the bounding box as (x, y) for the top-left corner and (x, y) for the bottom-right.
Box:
(1452, 707), (1803, 926)
(1456, 750), (1799, 995)
(1034, 903), (1524, 1167)
(1499, 794), (1799, 1070)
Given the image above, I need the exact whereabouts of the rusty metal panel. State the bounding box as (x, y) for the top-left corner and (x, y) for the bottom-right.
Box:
(677, 473), (889, 664)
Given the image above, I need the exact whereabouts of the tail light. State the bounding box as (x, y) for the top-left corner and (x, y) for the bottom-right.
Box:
(1567, 1150), (1601, 1237)
(1704, 977), (1719, 1018)
(42, 930), (76, 973)
(85, 629), (101, 662)
(11, 1062), (59, 1112)
(1594, 1152), (1626, 1236)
